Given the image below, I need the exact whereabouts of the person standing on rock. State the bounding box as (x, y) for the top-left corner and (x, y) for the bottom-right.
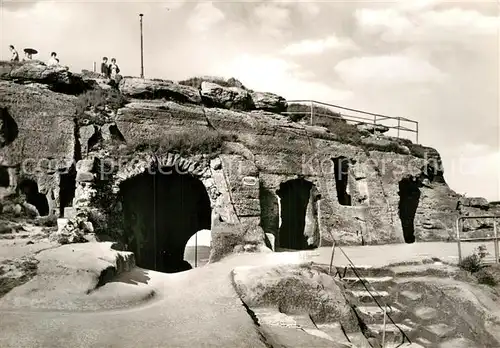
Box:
(9, 45), (19, 62)
(48, 52), (59, 66)
(109, 58), (120, 80)
(101, 56), (110, 78)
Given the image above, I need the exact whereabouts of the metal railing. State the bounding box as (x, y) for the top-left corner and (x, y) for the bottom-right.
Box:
(456, 215), (500, 264)
(282, 100), (419, 144)
(328, 240), (411, 347)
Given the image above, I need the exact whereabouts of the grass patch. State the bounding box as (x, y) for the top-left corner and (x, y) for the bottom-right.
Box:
(74, 89), (128, 125)
(178, 76), (248, 90)
(286, 103), (342, 123)
(120, 129), (237, 158)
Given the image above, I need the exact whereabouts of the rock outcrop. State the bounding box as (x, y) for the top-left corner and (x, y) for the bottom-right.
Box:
(0, 61), (94, 94)
(119, 77), (202, 104)
(250, 91), (287, 113)
(0, 60), (495, 268)
(200, 81), (253, 110)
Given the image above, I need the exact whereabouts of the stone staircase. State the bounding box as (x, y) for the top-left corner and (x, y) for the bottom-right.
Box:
(335, 264), (487, 348)
(338, 267), (416, 347)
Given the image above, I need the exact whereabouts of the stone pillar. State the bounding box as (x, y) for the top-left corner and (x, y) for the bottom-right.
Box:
(304, 186), (320, 247)
(73, 159), (97, 209)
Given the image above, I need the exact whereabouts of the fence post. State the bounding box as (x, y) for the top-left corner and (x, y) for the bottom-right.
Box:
(195, 231), (198, 268)
(382, 304), (387, 348)
(494, 219), (499, 264)
(373, 115), (377, 125)
(456, 218), (462, 263)
(329, 240), (336, 275)
(416, 122), (419, 144)
(397, 118), (400, 139)
(310, 101), (314, 126)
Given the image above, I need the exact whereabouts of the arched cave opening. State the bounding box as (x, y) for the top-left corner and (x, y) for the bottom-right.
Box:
(398, 176), (421, 244)
(0, 167), (9, 187)
(333, 156), (351, 206)
(276, 178), (315, 250)
(0, 107), (19, 148)
(18, 179), (49, 216)
(59, 166), (76, 217)
(119, 168), (212, 273)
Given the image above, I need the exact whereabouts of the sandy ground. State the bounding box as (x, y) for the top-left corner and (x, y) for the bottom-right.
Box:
(0, 239), (496, 347)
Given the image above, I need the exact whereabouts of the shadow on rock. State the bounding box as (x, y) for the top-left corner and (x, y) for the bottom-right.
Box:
(111, 267), (151, 285)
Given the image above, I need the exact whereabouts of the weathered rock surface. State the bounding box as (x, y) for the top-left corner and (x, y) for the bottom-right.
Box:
(119, 77), (201, 104)
(201, 81), (253, 110)
(0, 62), (495, 263)
(0, 61), (93, 94)
(232, 263), (358, 329)
(250, 91), (287, 113)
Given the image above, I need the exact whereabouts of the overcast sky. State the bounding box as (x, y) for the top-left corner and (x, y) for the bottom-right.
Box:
(2, 0), (499, 201)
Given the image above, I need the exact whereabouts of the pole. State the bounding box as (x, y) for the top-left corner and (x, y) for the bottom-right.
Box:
(457, 218), (462, 263)
(195, 232), (198, 268)
(310, 101), (314, 126)
(494, 219), (498, 264)
(93, 61), (96, 73)
(382, 304), (387, 348)
(329, 239), (336, 275)
(140, 13), (144, 79)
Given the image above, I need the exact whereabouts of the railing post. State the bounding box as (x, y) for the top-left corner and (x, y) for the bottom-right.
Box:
(382, 304), (387, 348)
(195, 231), (198, 268)
(457, 218), (462, 263)
(329, 240), (336, 275)
(397, 118), (400, 139)
(373, 114), (377, 125)
(310, 101), (314, 126)
(416, 122), (419, 144)
(494, 219), (499, 264)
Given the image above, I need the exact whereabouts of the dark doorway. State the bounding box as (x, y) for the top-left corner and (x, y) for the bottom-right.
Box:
(333, 156), (351, 206)
(120, 167), (211, 273)
(276, 178), (314, 250)
(0, 107), (19, 148)
(18, 179), (49, 216)
(0, 167), (9, 187)
(398, 176), (421, 243)
(59, 166), (76, 217)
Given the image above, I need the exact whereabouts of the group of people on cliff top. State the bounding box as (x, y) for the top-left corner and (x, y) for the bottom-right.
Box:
(9, 45), (60, 66)
(100, 56), (121, 83)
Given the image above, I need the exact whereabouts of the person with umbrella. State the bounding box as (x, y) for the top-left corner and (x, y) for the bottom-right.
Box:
(23, 48), (37, 61)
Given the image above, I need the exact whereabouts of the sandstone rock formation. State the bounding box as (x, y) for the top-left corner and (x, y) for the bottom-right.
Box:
(0, 61), (93, 94)
(0, 61), (497, 270)
(201, 81), (253, 110)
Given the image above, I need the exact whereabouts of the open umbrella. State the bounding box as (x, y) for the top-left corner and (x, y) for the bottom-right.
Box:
(23, 48), (38, 59)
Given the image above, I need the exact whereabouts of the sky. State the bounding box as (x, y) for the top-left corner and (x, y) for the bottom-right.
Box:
(1, 0), (499, 201)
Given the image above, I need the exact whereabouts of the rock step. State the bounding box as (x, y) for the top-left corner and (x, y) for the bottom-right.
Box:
(365, 323), (415, 346)
(416, 323), (457, 344)
(336, 266), (395, 278)
(347, 290), (390, 304)
(354, 305), (403, 324)
(342, 276), (394, 288)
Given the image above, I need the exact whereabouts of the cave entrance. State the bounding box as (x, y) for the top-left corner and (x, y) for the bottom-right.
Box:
(276, 178), (314, 250)
(398, 176), (421, 244)
(120, 168), (211, 273)
(18, 179), (49, 216)
(59, 167), (76, 217)
(0, 167), (9, 187)
(333, 156), (351, 206)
